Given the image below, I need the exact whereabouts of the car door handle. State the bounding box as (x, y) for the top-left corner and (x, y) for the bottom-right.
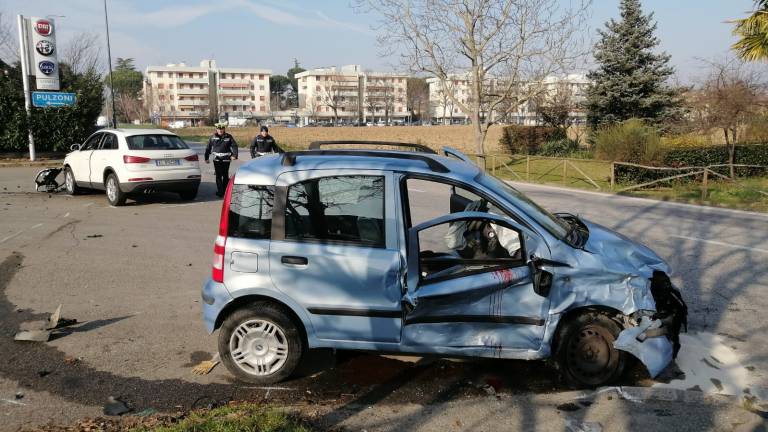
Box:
(281, 256), (308, 265)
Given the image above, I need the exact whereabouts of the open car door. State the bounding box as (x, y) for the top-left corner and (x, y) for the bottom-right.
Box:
(402, 211), (552, 357)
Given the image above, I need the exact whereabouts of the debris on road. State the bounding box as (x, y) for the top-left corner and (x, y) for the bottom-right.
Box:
(565, 417), (603, 432)
(103, 397), (131, 416)
(191, 353), (220, 375)
(15, 392), (24, 400)
(85, 234), (103, 239)
(14, 329), (52, 342)
(13, 304), (77, 342)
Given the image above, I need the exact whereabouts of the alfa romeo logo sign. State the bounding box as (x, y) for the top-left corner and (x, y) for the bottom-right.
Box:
(38, 61), (56, 75)
(34, 19), (53, 36)
(35, 40), (55, 56)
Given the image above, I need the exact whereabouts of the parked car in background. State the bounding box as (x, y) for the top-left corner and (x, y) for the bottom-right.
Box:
(201, 141), (687, 387)
(64, 129), (201, 206)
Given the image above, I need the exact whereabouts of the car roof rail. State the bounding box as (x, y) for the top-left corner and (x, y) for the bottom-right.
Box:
(281, 150), (450, 173)
(442, 146), (473, 164)
(309, 140), (437, 154)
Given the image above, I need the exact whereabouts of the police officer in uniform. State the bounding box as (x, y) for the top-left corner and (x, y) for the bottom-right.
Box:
(250, 126), (283, 158)
(204, 122), (238, 197)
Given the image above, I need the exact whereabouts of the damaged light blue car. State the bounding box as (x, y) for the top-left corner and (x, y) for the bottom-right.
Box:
(201, 142), (688, 387)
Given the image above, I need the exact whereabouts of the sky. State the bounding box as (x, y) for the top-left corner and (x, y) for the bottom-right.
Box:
(1, 0), (759, 82)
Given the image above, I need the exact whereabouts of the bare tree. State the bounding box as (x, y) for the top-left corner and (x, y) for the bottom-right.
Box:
(407, 77), (429, 122)
(319, 74), (355, 123)
(534, 82), (580, 131)
(357, 0), (591, 154)
(61, 32), (103, 75)
(689, 58), (766, 177)
(0, 11), (19, 63)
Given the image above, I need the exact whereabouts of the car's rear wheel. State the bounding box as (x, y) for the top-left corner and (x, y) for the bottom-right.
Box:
(178, 187), (198, 201)
(105, 173), (127, 206)
(218, 302), (303, 384)
(555, 311), (627, 388)
(64, 167), (81, 195)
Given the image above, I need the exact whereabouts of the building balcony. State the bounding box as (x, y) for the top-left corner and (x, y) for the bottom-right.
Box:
(220, 100), (253, 107)
(218, 79), (252, 85)
(177, 88), (209, 95)
(219, 88), (252, 95)
(176, 77), (209, 84)
(177, 100), (209, 107)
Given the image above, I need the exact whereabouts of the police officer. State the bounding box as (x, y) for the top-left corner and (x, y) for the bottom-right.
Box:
(204, 122), (238, 197)
(250, 126), (282, 158)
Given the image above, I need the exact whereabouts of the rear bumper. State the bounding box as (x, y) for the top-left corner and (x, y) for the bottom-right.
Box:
(202, 278), (233, 334)
(120, 178), (200, 193)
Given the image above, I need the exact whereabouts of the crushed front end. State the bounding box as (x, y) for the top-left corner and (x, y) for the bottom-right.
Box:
(613, 271), (688, 377)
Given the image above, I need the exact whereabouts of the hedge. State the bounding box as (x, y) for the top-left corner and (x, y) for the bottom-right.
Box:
(615, 143), (768, 184)
(499, 125), (564, 154)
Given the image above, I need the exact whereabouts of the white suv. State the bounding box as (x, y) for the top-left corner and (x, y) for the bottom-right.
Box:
(63, 129), (202, 206)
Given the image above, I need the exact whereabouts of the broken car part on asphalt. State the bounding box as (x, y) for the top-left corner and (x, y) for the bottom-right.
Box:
(13, 304), (77, 343)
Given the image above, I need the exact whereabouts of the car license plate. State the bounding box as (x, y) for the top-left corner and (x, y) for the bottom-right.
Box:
(156, 159), (180, 166)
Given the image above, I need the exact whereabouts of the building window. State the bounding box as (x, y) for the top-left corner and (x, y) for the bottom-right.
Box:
(316, 86), (320, 91)
(252, 96), (256, 101)
(260, 95), (265, 101)
(259, 85), (264, 91)
(260, 105), (266, 111)
(259, 74), (264, 80)
(157, 72), (163, 78)
(170, 84), (174, 89)
(302, 77), (306, 82)
(158, 83), (164, 89)
(170, 95), (175, 100)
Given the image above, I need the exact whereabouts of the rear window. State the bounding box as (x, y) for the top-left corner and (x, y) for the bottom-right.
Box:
(228, 185), (274, 240)
(126, 134), (188, 150)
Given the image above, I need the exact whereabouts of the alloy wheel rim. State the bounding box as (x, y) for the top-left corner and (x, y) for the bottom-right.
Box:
(107, 178), (116, 202)
(229, 319), (289, 376)
(66, 171), (73, 192)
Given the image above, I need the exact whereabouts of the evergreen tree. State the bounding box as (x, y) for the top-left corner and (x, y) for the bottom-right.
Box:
(586, 0), (680, 128)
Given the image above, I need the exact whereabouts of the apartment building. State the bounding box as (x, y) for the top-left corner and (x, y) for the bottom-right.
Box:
(427, 73), (590, 125)
(143, 60), (271, 126)
(296, 65), (408, 124)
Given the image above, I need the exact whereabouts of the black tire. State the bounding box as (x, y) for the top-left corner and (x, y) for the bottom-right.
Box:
(178, 187), (198, 201)
(105, 173), (127, 206)
(64, 166), (81, 195)
(555, 311), (627, 388)
(218, 302), (303, 384)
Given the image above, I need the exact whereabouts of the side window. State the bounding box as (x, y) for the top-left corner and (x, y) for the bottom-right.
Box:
(81, 134), (102, 151)
(285, 176), (385, 248)
(99, 133), (118, 150)
(228, 185), (274, 240)
(417, 217), (523, 283)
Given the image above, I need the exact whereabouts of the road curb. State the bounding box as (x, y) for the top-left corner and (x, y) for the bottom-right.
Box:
(0, 160), (64, 168)
(557, 385), (758, 407)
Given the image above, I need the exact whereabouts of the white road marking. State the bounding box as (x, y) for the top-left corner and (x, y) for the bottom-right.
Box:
(160, 202), (209, 209)
(670, 234), (768, 254)
(508, 181), (768, 220)
(409, 188), (425, 193)
(30, 223), (43, 229)
(83, 202), (94, 207)
(0, 399), (25, 406)
(0, 231), (24, 244)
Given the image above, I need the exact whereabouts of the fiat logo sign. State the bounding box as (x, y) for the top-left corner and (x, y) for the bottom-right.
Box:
(35, 40), (55, 56)
(34, 19), (53, 36)
(38, 61), (56, 75)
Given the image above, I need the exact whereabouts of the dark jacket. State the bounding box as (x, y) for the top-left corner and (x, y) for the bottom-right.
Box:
(205, 132), (238, 162)
(250, 134), (282, 158)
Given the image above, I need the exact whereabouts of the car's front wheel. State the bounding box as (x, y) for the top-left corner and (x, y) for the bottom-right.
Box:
(105, 173), (127, 206)
(64, 167), (81, 195)
(218, 302), (303, 384)
(555, 311), (627, 388)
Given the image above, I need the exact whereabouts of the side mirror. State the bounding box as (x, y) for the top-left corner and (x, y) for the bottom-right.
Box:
(70, 144), (81, 151)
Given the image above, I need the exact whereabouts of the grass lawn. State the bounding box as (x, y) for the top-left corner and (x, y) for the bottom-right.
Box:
(132, 404), (311, 432)
(624, 177), (768, 212)
(490, 155), (613, 191)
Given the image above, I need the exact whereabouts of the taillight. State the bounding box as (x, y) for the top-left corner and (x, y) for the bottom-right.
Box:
(123, 155), (151, 164)
(185, 154), (199, 161)
(212, 176), (235, 283)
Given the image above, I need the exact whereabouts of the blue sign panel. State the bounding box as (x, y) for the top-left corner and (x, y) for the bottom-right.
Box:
(32, 91), (76, 108)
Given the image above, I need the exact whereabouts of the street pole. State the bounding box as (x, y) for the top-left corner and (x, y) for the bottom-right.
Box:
(103, 0), (117, 128)
(16, 15), (36, 161)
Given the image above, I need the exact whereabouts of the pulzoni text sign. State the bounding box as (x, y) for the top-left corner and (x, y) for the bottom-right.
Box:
(32, 91), (76, 107)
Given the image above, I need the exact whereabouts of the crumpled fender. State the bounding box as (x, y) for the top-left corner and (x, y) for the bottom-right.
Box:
(613, 317), (674, 377)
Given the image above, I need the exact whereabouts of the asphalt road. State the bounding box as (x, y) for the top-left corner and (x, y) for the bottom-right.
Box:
(0, 154), (766, 431)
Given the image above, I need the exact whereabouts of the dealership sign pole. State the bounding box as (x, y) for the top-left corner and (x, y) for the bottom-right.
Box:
(16, 15), (36, 161)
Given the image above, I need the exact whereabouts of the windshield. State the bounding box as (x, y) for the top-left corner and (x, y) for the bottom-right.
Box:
(477, 173), (569, 239)
(126, 134), (188, 150)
